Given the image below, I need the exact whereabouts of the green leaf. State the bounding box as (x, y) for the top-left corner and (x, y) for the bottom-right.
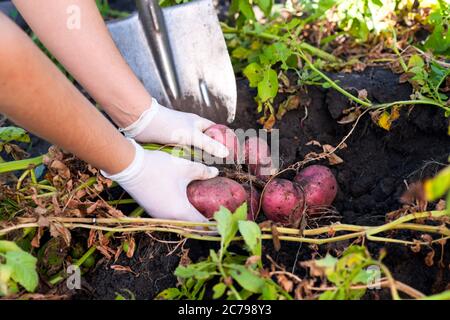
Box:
(319, 289), (337, 300)
(0, 264), (13, 296)
(232, 47), (252, 60)
(233, 202), (248, 222)
(0, 240), (23, 253)
(257, 68), (278, 102)
(408, 54), (425, 70)
(371, 0), (383, 6)
(260, 43), (291, 68)
(174, 262), (215, 280)
(215, 204), (247, 254)
(238, 220), (262, 257)
(255, 0), (272, 17)
(214, 206), (237, 253)
(228, 265), (265, 293)
(315, 254), (338, 270)
(212, 283), (227, 299)
(243, 62), (264, 87)
(3, 251), (38, 292)
(156, 288), (182, 300)
(352, 268), (378, 285)
(238, 0), (256, 21)
(0, 127), (30, 143)
(261, 282), (277, 300)
(424, 166), (450, 201)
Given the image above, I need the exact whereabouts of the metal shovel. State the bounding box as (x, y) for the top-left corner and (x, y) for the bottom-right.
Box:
(1, 0), (237, 124)
(107, 0), (237, 124)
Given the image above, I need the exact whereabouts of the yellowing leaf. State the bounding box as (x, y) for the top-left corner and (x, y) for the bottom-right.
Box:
(377, 112), (392, 130)
(376, 108), (400, 131)
(424, 166), (450, 201)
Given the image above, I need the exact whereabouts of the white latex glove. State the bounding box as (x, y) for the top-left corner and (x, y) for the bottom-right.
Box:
(119, 98), (229, 158)
(101, 140), (217, 222)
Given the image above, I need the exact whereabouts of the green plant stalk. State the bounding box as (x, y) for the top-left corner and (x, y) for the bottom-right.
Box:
(375, 99), (450, 113)
(366, 210), (449, 238)
(73, 177), (98, 193)
(220, 23), (340, 63)
(16, 170), (30, 190)
(390, 28), (408, 73)
(0, 143), (190, 175)
(107, 199), (136, 206)
(298, 50), (372, 107)
(376, 261), (400, 300)
(0, 155), (44, 174)
(298, 49), (450, 113)
(7, 210), (449, 239)
(420, 290), (450, 300)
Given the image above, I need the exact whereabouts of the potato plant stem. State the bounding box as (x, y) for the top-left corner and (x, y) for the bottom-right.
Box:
(419, 290), (450, 300)
(107, 199), (136, 206)
(298, 50), (372, 107)
(220, 23), (340, 63)
(0, 155), (44, 174)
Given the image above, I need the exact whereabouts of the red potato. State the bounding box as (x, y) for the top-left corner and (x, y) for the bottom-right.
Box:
(187, 177), (248, 219)
(244, 137), (274, 180)
(261, 178), (305, 224)
(243, 184), (261, 221)
(204, 124), (239, 162)
(294, 165), (338, 210)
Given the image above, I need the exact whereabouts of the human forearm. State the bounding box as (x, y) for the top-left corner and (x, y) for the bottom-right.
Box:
(12, 0), (152, 127)
(0, 14), (134, 174)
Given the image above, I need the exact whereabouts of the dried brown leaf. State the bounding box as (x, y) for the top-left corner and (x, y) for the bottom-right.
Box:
(306, 140), (322, 147)
(337, 109), (362, 124)
(111, 265), (135, 274)
(245, 255), (261, 267)
(357, 89), (368, 100)
(271, 225), (281, 251)
(126, 236), (136, 259)
(31, 227), (44, 248)
(277, 274), (294, 292)
(50, 160), (71, 180)
(49, 222), (71, 246)
(425, 250), (435, 267)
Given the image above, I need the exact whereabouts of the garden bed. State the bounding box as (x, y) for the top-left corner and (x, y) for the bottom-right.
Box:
(71, 68), (449, 299)
(1, 0), (449, 301)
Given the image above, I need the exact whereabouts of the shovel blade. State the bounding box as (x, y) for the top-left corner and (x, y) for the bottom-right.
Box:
(108, 0), (236, 124)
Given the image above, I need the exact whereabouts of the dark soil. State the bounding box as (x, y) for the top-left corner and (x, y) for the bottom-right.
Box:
(1, 0), (447, 301)
(73, 67), (449, 299)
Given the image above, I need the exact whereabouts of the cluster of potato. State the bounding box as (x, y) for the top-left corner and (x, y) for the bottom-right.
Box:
(187, 125), (338, 224)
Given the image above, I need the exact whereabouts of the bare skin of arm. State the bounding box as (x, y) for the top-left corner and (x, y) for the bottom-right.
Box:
(12, 0), (152, 128)
(0, 13), (134, 174)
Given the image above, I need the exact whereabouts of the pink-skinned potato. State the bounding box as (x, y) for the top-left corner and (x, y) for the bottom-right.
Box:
(243, 137), (275, 180)
(294, 165), (338, 210)
(243, 184), (261, 221)
(261, 178), (304, 224)
(204, 124), (239, 162)
(187, 177), (248, 219)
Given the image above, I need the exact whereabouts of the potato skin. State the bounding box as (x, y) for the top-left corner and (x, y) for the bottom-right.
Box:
(294, 165), (338, 210)
(261, 179), (304, 224)
(243, 137), (274, 180)
(204, 124), (239, 162)
(243, 184), (261, 221)
(187, 177), (247, 219)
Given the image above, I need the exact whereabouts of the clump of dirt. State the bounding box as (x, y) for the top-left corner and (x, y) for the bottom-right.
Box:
(68, 67), (450, 299)
(233, 66), (450, 295)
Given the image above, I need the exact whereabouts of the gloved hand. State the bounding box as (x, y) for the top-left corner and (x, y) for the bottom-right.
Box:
(120, 98), (229, 158)
(101, 140), (218, 222)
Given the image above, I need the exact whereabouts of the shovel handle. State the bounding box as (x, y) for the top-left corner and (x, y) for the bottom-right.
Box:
(0, 1), (28, 29)
(136, 0), (180, 102)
